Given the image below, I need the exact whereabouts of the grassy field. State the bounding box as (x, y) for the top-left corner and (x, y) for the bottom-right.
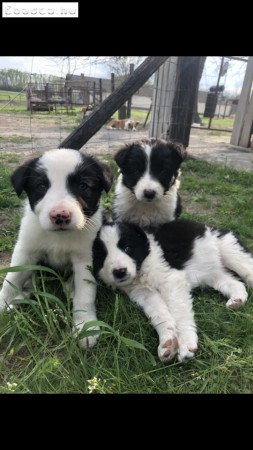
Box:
(0, 154), (253, 394)
(0, 90), (26, 102)
(200, 114), (234, 129)
(0, 101), (149, 125)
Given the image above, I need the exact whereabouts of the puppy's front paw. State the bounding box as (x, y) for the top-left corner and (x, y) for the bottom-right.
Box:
(73, 321), (100, 349)
(177, 332), (198, 363)
(0, 293), (10, 312)
(158, 330), (179, 362)
(177, 347), (196, 363)
(79, 334), (99, 349)
(226, 297), (246, 309)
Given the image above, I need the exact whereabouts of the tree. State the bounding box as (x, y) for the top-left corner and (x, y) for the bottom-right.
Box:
(105, 57), (146, 79)
(192, 56), (206, 124)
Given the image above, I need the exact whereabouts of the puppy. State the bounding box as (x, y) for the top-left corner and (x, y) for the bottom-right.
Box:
(107, 118), (140, 131)
(0, 148), (113, 348)
(125, 120), (140, 131)
(112, 138), (186, 228)
(93, 220), (253, 362)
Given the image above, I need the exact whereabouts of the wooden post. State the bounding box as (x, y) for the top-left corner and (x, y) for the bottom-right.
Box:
(238, 91), (253, 147)
(93, 81), (96, 105)
(143, 103), (152, 128)
(127, 63), (135, 118)
(99, 78), (102, 103)
(223, 99), (228, 119)
(59, 56), (169, 150)
(118, 105), (127, 119)
(45, 83), (49, 102)
(168, 57), (204, 147)
(208, 56), (224, 128)
(111, 73), (115, 92)
(230, 56), (253, 147)
(150, 57), (178, 139)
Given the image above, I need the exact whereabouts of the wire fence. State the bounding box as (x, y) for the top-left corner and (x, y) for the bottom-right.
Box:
(0, 56), (248, 165)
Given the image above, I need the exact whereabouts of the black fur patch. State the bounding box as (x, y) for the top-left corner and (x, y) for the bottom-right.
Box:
(149, 140), (185, 193)
(175, 193), (182, 218)
(114, 143), (147, 190)
(11, 158), (50, 210)
(117, 222), (150, 270)
(67, 155), (113, 217)
(92, 234), (108, 280)
(154, 219), (206, 269)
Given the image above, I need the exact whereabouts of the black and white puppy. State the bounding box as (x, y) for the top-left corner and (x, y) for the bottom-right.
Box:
(93, 220), (253, 362)
(0, 148), (113, 347)
(112, 138), (186, 228)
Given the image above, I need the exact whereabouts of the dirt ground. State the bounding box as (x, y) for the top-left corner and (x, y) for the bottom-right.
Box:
(1, 112), (252, 169)
(0, 113), (149, 163)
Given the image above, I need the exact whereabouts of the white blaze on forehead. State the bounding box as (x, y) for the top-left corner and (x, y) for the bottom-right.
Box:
(133, 143), (164, 201)
(100, 225), (121, 256)
(39, 149), (82, 184)
(143, 143), (152, 161)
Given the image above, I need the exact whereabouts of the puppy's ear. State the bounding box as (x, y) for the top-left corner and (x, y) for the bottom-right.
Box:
(114, 144), (131, 169)
(167, 141), (187, 163)
(11, 159), (37, 197)
(97, 161), (114, 193)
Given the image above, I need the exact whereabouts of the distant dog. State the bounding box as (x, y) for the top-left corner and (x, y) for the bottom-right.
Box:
(107, 118), (140, 131)
(0, 149), (113, 348)
(93, 220), (253, 362)
(113, 138), (186, 228)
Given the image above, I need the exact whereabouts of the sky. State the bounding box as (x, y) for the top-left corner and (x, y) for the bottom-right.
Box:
(0, 56), (248, 96)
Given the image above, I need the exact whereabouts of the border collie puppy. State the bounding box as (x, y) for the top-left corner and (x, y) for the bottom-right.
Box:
(93, 220), (253, 362)
(112, 138), (186, 228)
(0, 149), (113, 348)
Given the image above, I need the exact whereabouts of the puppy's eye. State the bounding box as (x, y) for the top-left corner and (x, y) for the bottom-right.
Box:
(36, 183), (47, 191)
(79, 181), (88, 190)
(123, 245), (131, 254)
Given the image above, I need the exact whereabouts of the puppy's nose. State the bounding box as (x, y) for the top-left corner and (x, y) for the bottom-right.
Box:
(143, 189), (156, 200)
(113, 268), (127, 280)
(49, 208), (71, 225)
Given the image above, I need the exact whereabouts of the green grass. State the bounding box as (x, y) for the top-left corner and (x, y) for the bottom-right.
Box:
(112, 108), (149, 123)
(0, 106), (148, 130)
(200, 115), (234, 129)
(0, 157), (253, 393)
(0, 90), (26, 102)
(0, 135), (32, 144)
(0, 153), (22, 252)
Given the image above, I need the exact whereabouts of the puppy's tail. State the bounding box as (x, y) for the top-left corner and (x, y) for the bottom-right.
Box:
(217, 230), (253, 288)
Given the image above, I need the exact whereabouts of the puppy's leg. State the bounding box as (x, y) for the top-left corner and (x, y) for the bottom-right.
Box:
(123, 285), (178, 362)
(218, 231), (253, 288)
(72, 260), (99, 349)
(161, 270), (198, 363)
(207, 270), (248, 309)
(0, 243), (38, 311)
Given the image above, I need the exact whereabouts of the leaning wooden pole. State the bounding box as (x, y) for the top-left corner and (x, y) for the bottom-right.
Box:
(59, 56), (169, 150)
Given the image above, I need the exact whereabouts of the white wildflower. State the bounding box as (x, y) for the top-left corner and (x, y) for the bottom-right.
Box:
(87, 377), (101, 394)
(6, 382), (18, 391)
